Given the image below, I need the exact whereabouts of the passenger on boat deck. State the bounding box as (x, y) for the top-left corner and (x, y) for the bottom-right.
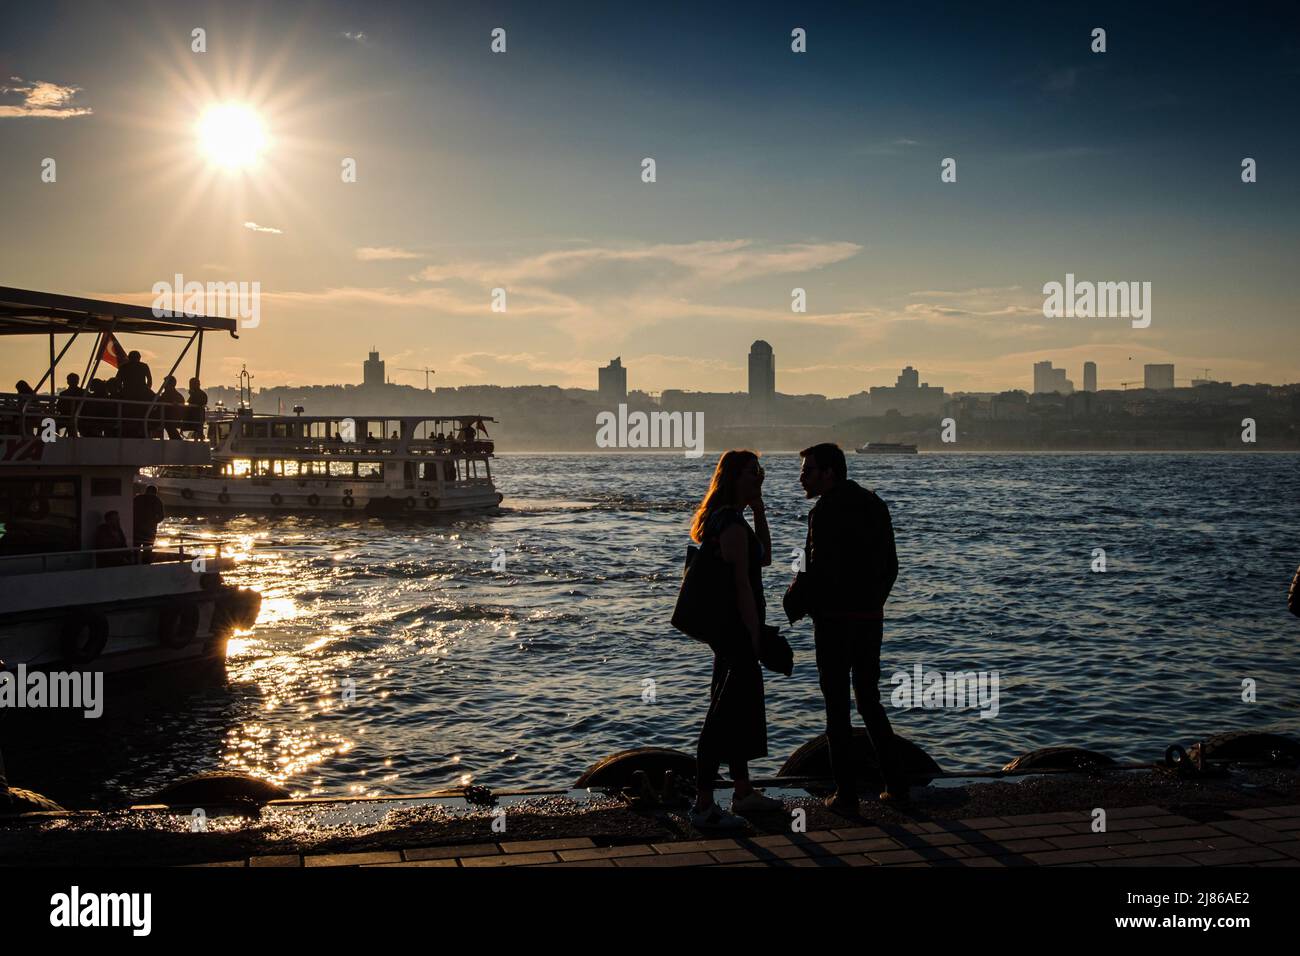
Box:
(58, 373), (86, 437)
(93, 511), (131, 567)
(11, 382), (40, 439)
(115, 350), (153, 437)
(132, 487), (165, 563)
(158, 375), (185, 439)
(186, 377), (207, 438)
(85, 379), (114, 437)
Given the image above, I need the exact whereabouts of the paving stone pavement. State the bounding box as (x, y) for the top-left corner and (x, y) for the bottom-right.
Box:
(188, 803), (1300, 868)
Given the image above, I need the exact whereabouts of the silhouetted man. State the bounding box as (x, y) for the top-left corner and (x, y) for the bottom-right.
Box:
(132, 486), (165, 563)
(785, 442), (904, 815)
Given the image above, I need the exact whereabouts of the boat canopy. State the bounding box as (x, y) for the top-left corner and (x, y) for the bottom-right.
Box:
(0, 287), (238, 336)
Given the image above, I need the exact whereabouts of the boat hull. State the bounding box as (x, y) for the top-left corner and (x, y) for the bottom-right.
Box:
(147, 477), (502, 515)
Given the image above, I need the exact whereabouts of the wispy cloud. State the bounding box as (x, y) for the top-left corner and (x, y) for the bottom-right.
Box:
(0, 77), (92, 119)
(340, 31), (369, 45)
(356, 246), (421, 261)
(244, 221), (283, 234)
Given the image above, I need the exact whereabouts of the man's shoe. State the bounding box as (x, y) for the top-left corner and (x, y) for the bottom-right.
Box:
(823, 792), (860, 815)
(879, 786), (911, 806)
(731, 789), (783, 813)
(689, 801), (749, 830)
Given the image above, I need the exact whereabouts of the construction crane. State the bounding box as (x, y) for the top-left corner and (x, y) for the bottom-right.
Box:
(393, 366), (435, 389)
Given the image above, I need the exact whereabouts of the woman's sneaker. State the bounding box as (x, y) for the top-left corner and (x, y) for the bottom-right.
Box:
(731, 789), (784, 813)
(689, 801), (749, 830)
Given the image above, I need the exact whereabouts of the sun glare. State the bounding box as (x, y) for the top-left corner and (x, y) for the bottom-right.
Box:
(196, 103), (268, 169)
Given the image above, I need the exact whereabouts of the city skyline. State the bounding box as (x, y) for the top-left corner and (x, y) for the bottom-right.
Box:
(3, 2), (1299, 399)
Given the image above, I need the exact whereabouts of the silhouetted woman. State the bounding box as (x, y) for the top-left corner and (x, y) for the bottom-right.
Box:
(688, 449), (780, 828)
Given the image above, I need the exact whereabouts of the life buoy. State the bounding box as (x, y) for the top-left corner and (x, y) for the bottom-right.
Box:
(425, 496), (438, 510)
(218, 491), (231, 504)
(62, 610), (109, 665)
(341, 494), (355, 508)
(307, 493), (321, 507)
(496, 493), (504, 504)
(270, 493), (284, 507)
(158, 599), (200, 649)
(404, 496), (416, 510)
(181, 487), (195, 500)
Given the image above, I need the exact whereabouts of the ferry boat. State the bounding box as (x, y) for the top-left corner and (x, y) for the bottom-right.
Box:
(0, 288), (261, 674)
(855, 442), (919, 454)
(144, 379), (502, 515)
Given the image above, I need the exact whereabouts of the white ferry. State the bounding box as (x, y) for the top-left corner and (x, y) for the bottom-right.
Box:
(855, 442), (919, 455)
(144, 388), (502, 515)
(0, 288), (261, 674)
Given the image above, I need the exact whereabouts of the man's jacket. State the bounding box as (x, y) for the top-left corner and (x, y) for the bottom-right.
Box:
(784, 479), (898, 624)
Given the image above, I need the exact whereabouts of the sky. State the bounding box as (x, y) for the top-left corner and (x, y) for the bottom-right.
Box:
(1, 0), (1298, 397)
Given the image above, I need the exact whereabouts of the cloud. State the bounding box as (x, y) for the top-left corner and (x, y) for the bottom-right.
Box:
(0, 77), (92, 119)
(356, 246), (421, 261)
(244, 221), (283, 234)
(415, 239), (862, 289)
(340, 31), (369, 44)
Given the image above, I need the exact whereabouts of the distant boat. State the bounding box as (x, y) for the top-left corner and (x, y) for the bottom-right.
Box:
(855, 442), (918, 454)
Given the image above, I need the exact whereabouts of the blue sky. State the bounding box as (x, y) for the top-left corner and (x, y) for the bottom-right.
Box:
(2, 0), (1297, 395)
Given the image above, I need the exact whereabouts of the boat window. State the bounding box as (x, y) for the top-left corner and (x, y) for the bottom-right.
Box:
(215, 422), (232, 440)
(273, 422), (291, 438)
(358, 461), (383, 480)
(364, 420), (384, 440)
(240, 422), (253, 437)
(0, 475), (80, 556)
(284, 461), (300, 477)
(329, 461), (354, 478)
(227, 459), (252, 477)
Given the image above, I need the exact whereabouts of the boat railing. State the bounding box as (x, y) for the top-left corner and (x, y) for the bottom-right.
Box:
(222, 436), (494, 457)
(0, 390), (209, 442)
(0, 534), (229, 576)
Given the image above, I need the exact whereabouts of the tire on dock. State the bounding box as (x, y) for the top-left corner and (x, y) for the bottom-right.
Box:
(149, 771), (289, 809)
(574, 747), (697, 790)
(1188, 731), (1300, 767)
(1001, 746), (1117, 772)
(779, 731), (941, 791)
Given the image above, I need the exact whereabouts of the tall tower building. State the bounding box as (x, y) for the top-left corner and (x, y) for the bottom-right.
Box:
(598, 357), (628, 405)
(748, 340), (775, 405)
(1083, 361), (1097, 393)
(363, 349), (386, 387)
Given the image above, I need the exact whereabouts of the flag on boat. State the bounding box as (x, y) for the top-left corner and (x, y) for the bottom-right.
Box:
(97, 332), (127, 369)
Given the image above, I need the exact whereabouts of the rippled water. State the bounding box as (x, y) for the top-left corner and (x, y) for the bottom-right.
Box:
(8, 453), (1300, 807)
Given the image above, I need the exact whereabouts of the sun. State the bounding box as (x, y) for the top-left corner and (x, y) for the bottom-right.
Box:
(196, 103), (269, 169)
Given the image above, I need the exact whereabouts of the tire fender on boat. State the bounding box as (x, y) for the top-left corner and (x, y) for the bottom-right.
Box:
(307, 493), (321, 507)
(270, 492), (284, 507)
(404, 496), (416, 510)
(61, 610), (109, 666)
(181, 487), (194, 500)
(218, 490), (231, 504)
(425, 496), (439, 510)
(158, 599), (201, 649)
(342, 493), (355, 508)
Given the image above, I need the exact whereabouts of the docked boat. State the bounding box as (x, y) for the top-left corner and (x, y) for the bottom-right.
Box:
(855, 442), (918, 454)
(143, 382), (502, 514)
(0, 288), (261, 674)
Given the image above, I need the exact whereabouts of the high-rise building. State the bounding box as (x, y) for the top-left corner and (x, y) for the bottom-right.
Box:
(1033, 360), (1074, 395)
(748, 340), (775, 405)
(1083, 361), (1097, 393)
(598, 357), (628, 405)
(363, 349), (385, 387)
(1144, 364), (1175, 390)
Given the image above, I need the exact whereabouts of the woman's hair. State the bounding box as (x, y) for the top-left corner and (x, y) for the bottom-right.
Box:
(690, 449), (758, 543)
